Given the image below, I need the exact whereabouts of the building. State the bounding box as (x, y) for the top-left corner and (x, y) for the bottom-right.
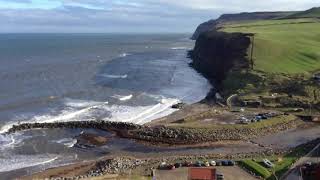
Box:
(188, 168), (216, 180)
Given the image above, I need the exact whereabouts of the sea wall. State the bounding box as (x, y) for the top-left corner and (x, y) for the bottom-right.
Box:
(7, 117), (302, 145)
(7, 121), (142, 134)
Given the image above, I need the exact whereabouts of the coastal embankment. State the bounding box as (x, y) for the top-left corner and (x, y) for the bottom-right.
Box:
(6, 114), (305, 146)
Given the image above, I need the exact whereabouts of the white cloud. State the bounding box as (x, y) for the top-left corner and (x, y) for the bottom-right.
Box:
(0, 0), (318, 33)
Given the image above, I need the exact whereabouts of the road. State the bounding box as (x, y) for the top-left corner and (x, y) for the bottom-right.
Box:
(283, 143), (320, 180)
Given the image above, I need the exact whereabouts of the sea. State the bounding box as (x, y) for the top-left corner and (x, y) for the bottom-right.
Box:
(0, 33), (211, 177)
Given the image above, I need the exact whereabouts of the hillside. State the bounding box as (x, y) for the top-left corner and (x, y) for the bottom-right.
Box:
(192, 7), (320, 40)
(190, 8), (320, 109)
(191, 11), (296, 40)
(285, 7), (320, 18)
(222, 18), (320, 74)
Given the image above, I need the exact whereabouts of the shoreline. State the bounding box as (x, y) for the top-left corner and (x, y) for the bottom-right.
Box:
(5, 107), (306, 146)
(19, 136), (320, 180)
(4, 82), (319, 180)
(3, 22), (320, 179)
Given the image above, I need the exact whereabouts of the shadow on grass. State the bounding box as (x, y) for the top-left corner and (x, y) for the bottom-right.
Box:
(222, 71), (265, 96)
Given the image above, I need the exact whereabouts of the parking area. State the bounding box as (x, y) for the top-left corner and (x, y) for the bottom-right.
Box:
(155, 166), (257, 180)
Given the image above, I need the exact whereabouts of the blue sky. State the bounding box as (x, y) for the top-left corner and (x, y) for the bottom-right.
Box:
(0, 0), (318, 33)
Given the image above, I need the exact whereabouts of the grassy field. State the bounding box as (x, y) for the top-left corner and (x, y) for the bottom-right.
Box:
(219, 17), (320, 110)
(239, 141), (318, 180)
(238, 160), (272, 179)
(222, 18), (320, 74)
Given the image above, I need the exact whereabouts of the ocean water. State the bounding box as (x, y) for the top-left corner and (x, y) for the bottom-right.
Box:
(0, 33), (211, 176)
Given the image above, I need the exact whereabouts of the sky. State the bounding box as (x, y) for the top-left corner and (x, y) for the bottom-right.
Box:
(0, 0), (318, 33)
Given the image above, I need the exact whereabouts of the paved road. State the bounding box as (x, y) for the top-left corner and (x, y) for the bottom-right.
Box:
(283, 143), (320, 180)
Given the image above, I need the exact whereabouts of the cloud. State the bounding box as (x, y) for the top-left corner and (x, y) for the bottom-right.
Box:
(0, 0), (318, 33)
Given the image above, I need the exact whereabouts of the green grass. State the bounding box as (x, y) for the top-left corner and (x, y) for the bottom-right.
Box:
(239, 143), (316, 180)
(239, 160), (272, 179)
(222, 18), (320, 74)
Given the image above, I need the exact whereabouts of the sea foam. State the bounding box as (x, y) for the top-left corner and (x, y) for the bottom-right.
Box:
(0, 95), (179, 133)
(99, 74), (128, 79)
(119, 53), (130, 57)
(0, 155), (58, 172)
(170, 47), (190, 50)
(112, 94), (133, 101)
(53, 138), (77, 148)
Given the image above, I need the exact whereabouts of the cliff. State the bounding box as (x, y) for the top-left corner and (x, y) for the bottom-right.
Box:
(189, 31), (251, 90)
(191, 11), (295, 40)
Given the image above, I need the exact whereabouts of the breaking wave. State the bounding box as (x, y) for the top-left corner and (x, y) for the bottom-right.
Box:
(53, 138), (77, 148)
(170, 47), (190, 50)
(119, 53), (130, 57)
(0, 95), (179, 133)
(112, 94), (133, 101)
(99, 74), (128, 79)
(0, 155), (58, 172)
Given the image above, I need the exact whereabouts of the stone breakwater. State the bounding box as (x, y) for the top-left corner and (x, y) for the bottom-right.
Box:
(126, 118), (301, 144)
(7, 121), (142, 134)
(7, 117), (302, 145)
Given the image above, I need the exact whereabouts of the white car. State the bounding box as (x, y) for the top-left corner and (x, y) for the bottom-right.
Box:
(210, 160), (216, 166)
(240, 117), (250, 124)
(263, 159), (274, 168)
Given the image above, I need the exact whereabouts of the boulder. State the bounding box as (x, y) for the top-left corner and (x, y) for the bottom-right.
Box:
(171, 103), (186, 109)
(76, 133), (109, 146)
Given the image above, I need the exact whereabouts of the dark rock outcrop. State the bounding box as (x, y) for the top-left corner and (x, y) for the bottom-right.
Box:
(190, 31), (251, 90)
(76, 133), (109, 147)
(171, 103), (186, 109)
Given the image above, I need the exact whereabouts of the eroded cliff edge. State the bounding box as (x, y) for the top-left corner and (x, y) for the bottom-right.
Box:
(191, 11), (295, 40)
(189, 30), (252, 98)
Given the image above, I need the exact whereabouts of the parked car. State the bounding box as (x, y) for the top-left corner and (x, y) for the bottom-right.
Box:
(263, 159), (274, 168)
(204, 161), (210, 167)
(216, 161), (222, 166)
(221, 160), (229, 166)
(195, 161), (203, 167)
(217, 173), (224, 180)
(313, 73), (320, 80)
(304, 162), (313, 167)
(174, 162), (182, 168)
(168, 164), (175, 170)
(183, 161), (193, 167)
(240, 117), (250, 124)
(159, 162), (167, 169)
(210, 160), (216, 166)
(227, 160), (235, 166)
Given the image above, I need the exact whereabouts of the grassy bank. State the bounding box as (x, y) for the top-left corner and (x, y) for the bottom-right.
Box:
(223, 18), (320, 74)
(239, 139), (320, 180)
(218, 17), (320, 113)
